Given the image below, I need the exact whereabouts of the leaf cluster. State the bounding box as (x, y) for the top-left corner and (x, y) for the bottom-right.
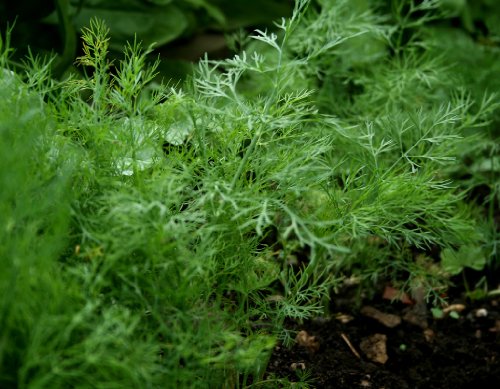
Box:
(1, 0), (499, 387)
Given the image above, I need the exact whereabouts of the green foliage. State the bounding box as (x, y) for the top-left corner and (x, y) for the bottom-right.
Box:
(1, 0), (499, 386)
(0, 62), (76, 388)
(68, 0), (190, 50)
(441, 245), (487, 275)
(1, 0), (294, 78)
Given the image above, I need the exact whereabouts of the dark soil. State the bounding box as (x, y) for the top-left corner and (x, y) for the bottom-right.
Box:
(266, 287), (500, 388)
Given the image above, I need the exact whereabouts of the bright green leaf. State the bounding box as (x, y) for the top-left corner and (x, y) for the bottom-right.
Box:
(440, 245), (487, 275)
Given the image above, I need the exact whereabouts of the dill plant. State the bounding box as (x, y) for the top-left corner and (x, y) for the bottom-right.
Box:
(271, 0), (499, 298)
(2, 8), (332, 387)
(1, 0), (499, 387)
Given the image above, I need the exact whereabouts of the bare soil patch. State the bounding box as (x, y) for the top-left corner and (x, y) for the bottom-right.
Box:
(266, 285), (500, 388)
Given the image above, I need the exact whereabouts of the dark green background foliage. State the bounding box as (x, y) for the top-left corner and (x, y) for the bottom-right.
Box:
(0, 0), (293, 78)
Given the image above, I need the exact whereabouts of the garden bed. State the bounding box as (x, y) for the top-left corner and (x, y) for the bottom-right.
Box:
(267, 285), (500, 388)
(1, 1), (499, 388)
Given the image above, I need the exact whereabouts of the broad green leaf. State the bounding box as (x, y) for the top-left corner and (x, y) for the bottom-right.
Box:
(440, 245), (487, 275)
(72, 4), (188, 50)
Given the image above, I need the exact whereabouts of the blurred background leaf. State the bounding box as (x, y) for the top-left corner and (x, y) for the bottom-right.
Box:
(1, 0), (293, 80)
(68, 3), (189, 50)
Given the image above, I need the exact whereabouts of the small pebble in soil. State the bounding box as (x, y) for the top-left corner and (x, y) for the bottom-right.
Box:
(423, 328), (435, 342)
(290, 362), (306, 371)
(295, 330), (320, 353)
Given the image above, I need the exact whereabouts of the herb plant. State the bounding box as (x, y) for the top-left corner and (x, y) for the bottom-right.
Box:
(1, 0), (499, 387)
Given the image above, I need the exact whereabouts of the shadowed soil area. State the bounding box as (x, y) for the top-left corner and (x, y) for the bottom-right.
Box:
(266, 287), (500, 388)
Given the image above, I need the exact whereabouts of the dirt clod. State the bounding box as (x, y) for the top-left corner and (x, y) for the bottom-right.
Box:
(295, 330), (320, 353)
(359, 333), (388, 364)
